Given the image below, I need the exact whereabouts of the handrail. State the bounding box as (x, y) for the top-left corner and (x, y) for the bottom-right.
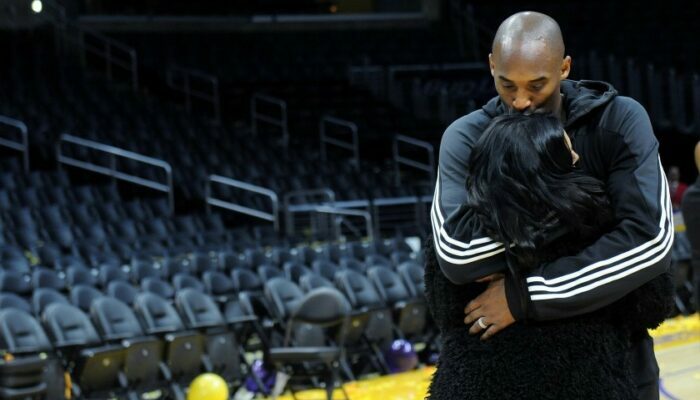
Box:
(166, 65), (221, 123)
(43, 0), (138, 90)
(319, 116), (359, 166)
(0, 115), (29, 172)
(80, 29), (139, 90)
(251, 93), (289, 146)
(206, 174), (280, 232)
(669, 70), (700, 136)
(393, 134), (435, 186)
(283, 188), (336, 237)
(57, 134), (173, 213)
(313, 206), (373, 241)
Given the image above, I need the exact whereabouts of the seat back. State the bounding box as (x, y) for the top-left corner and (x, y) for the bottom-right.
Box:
(42, 304), (125, 394)
(70, 285), (104, 313)
(90, 297), (144, 341)
(0, 309), (51, 354)
(107, 281), (139, 306)
(264, 277), (304, 320)
(232, 269), (263, 292)
(0, 293), (32, 314)
(0, 270), (31, 296)
(367, 267), (410, 305)
(176, 289), (224, 329)
(32, 288), (69, 316)
(91, 297), (163, 389)
(299, 273), (334, 293)
(141, 277), (175, 299)
(398, 262), (424, 298)
(285, 287), (350, 347)
(133, 293), (203, 381)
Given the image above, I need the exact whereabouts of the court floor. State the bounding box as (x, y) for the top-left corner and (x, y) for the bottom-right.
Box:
(268, 314), (700, 400)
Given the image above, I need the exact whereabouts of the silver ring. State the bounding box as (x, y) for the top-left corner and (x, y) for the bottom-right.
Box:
(477, 317), (488, 330)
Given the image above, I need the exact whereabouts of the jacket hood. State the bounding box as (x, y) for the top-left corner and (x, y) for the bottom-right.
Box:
(481, 80), (617, 127)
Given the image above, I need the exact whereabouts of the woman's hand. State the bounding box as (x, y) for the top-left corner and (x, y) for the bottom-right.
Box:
(464, 274), (516, 340)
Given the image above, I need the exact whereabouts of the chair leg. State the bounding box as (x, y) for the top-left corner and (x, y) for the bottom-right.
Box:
(324, 370), (335, 400)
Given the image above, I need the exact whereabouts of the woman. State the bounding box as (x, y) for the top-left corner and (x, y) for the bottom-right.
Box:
(425, 113), (673, 399)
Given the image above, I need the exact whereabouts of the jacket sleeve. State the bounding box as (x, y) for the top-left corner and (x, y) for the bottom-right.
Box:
(430, 115), (508, 284)
(505, 97), (674, 321)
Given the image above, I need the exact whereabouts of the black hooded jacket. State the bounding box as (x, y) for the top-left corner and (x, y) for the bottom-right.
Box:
(431, 79), (673, 321)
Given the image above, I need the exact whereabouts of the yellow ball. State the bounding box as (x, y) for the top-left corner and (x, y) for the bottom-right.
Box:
(187, 373), (229, 400)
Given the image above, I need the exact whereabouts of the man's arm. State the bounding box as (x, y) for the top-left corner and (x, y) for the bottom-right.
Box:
(431, 114), (507, 284)
(506, 97), (673, 321)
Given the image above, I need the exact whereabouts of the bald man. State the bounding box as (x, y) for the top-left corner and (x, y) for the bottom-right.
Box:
(681, 142), (700, 312)
(431, 11), (671, 399)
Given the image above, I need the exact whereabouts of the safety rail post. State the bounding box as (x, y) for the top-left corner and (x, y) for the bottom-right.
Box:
(251, 94), (288, 146)
(312, 206), (373, 242)
(205, 174), (280, 232)
(283, 189), (336, 237)
(166, 65), (221, 123)
(319, 116), (359, 167)
(57, 134), (173, 213)
(0, 116), (30, 172)
(393, 134), (435, 187)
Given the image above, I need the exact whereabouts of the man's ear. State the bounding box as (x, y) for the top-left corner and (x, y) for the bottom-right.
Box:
(560, 55), (572, 80)
(489, 53), (495, 77)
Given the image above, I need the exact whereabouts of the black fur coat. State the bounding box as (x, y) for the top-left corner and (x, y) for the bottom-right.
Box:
(424, 236), (673, 399)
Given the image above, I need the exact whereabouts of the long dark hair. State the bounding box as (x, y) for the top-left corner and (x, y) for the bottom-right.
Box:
(467, 113), (613, 268)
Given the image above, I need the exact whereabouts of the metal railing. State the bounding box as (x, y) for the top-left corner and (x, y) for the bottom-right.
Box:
(669, 70), (700, 136)
(251, 93), (289, 146)
(206, 174), (280, 232)
(43, 0), (138, 90)
(0, 115), (29, 172)
(312, 206), (373, 242)
(57, 134), (174, 213)
(393, 134), (435, 186)
(166, 65), (221, 123)
(79, 29), (139, 90)
(320, 116), (359, 167)
(283, 188), (336, 237)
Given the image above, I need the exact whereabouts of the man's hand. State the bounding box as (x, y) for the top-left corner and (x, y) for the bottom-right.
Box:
(464, 274), (516, 340)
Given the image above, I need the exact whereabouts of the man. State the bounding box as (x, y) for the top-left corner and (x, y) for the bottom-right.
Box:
(668, 165), (688, 210)
(681, 142), (700, 312)
(431, 11), (672, 399)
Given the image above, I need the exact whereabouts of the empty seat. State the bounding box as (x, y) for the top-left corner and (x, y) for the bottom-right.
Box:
(142, 278), (175, 299)
(258, 265), (284, 281)
(0, 293), (32, 314)
(283, 262), (312, 283)
(70, 285), (104, 313)
(299, 273), (335, 293)
(175, 289), (243, 383)
(339, 257), (367, 274)
(32, 288), (70, 316)
(312, 260), (340, 281)
(98, 264), (129, 288)
(202, 271), (236, 301)
(232, 269), (263, 293)
(398, 262), (425, 298)
(0, 270), (32, 296)
(365, 254), (392, 269)
(133, 293), (204, 386)
(267, 288), (352, 400)
(0, 308), (55, 399)
(107, 281), (140, 307)
(130, 258), (162, 283)
(90, 297), (164, 394)
(172, 273), (204, 292)
(368, 266), (427, 339)
(32, 268), (66, 291)
(41, 303), (126, 398)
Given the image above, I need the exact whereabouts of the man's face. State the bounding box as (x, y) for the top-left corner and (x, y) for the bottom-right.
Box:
(489, 47), (570, 114)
